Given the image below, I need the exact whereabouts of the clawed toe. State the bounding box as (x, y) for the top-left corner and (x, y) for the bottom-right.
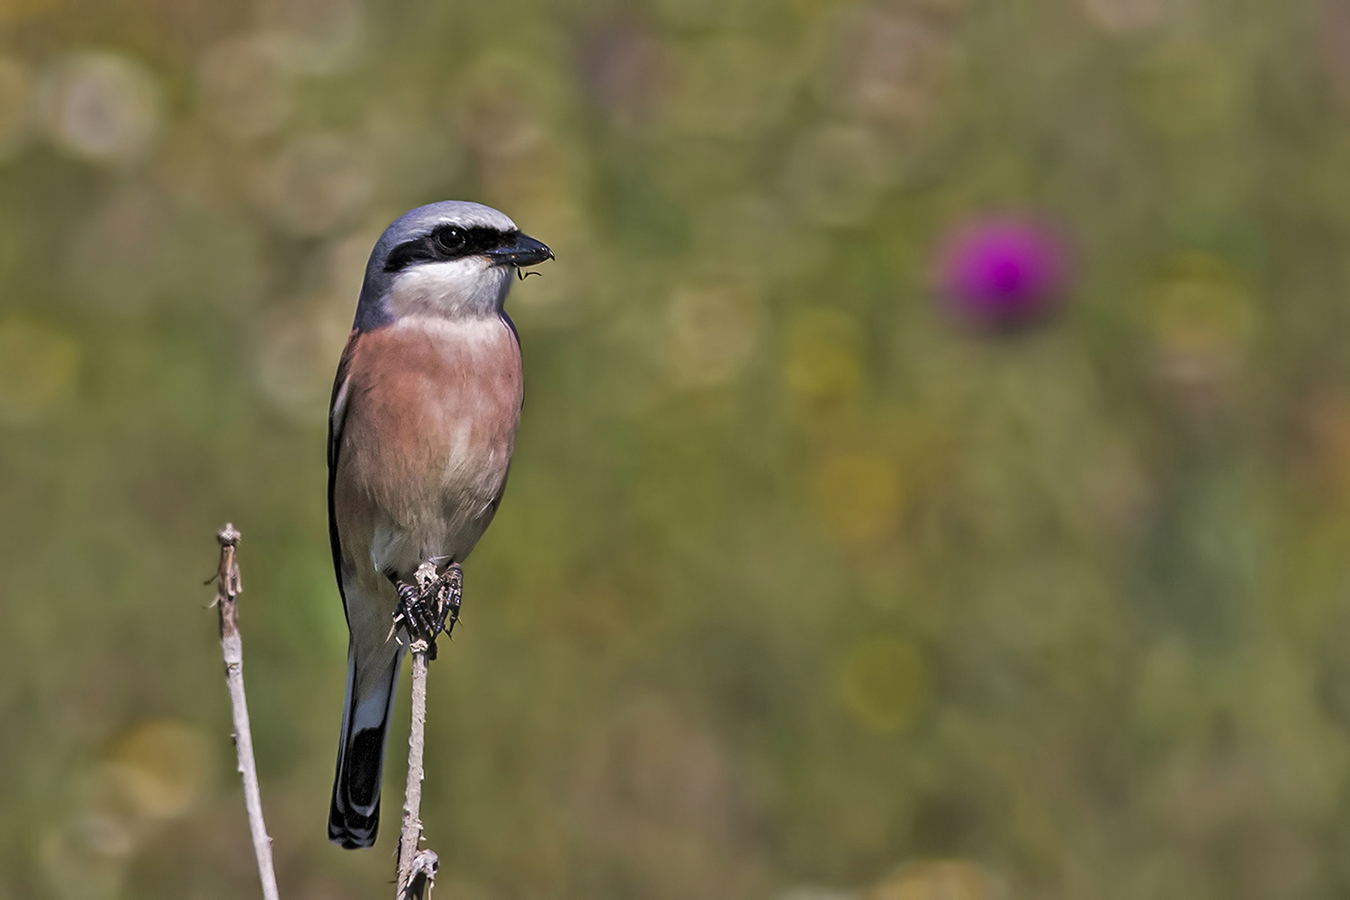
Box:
(438, 564), (463, 639)
(394, 593), (437, 646)
(390, 562), (464, 654)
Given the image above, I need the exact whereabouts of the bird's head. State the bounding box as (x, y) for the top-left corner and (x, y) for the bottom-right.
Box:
(356, 201), (552, 326)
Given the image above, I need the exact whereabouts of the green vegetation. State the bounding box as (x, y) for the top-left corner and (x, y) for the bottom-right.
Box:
(2, 0), (1350, 897)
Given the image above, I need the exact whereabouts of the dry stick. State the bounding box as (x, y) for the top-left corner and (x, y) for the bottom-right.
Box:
(214, 524), (282, 900)
(395, 563), (442, 900)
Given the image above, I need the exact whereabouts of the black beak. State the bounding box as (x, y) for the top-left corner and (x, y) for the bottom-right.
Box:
(488, 233), (553, 268)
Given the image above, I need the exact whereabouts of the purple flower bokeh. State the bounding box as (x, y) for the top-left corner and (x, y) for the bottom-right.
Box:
(932, 214), (1074, 330)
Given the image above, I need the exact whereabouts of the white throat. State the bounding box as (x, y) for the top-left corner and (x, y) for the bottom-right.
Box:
(386, 258), (514, 318)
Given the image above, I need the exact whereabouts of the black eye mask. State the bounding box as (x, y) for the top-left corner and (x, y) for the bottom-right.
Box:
(383, 226), (519, 273)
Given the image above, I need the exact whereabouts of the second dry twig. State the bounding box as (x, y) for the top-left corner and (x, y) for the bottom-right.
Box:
(214, 524), (281, 900)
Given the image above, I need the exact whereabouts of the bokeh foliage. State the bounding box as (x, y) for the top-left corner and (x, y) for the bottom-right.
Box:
(3, 0), (1350, 897)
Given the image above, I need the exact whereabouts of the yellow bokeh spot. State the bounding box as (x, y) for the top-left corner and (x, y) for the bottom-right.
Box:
(1081, 0), (1173, 35)
(1145, 252), (1255, 357)
(837, 638), (929, 732)
(813, 449), (903, 545)
(105, 720), (209, 821)
(784, 309), (864, 399)
(0, 319), (79, 425)
(666, 282), (761, 388)
(0, 0), (57, 20)
(867, 860), (996, 900)
(1131, 44), (1238, 140)
(0, 56), (32, 154)
(41, 53), (163, 165)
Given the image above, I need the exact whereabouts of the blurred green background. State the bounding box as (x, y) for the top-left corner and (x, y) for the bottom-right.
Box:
(2, 0), (1350, 897)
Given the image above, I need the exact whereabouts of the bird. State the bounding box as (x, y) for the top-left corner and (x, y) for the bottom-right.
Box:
(325, 201), (552, 849)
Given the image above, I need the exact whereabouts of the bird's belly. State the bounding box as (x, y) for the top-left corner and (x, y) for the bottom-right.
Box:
(333, 314), (523, 582)
(356, 406), (515, 575)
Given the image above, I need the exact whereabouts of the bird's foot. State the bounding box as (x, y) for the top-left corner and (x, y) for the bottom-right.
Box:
(392, 581), (439, 648)
(438, 563), (463, 643)
(390, 563), (463, 660)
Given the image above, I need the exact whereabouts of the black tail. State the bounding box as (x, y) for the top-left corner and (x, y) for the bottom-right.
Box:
(328, 649), (400, 849)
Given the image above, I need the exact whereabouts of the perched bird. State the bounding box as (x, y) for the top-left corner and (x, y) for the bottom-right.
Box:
(326, 201), (552, 849)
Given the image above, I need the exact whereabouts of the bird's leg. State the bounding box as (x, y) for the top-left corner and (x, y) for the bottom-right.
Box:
(389, 565), (441, 648)
(389, 562), (462, 659)
(394, 583), (438, 641)
(435, 564), (463, 641)
(418, 564), (462, 661)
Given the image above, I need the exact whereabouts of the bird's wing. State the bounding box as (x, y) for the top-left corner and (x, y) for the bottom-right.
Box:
(485, 311), (524, 518)
(328, 329), (362, 623)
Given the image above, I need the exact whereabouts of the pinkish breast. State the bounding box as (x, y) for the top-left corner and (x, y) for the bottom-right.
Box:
(332, 314), (523, 558)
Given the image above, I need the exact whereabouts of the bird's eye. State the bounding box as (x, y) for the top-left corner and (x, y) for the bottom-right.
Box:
(432, 226), (466, 254)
